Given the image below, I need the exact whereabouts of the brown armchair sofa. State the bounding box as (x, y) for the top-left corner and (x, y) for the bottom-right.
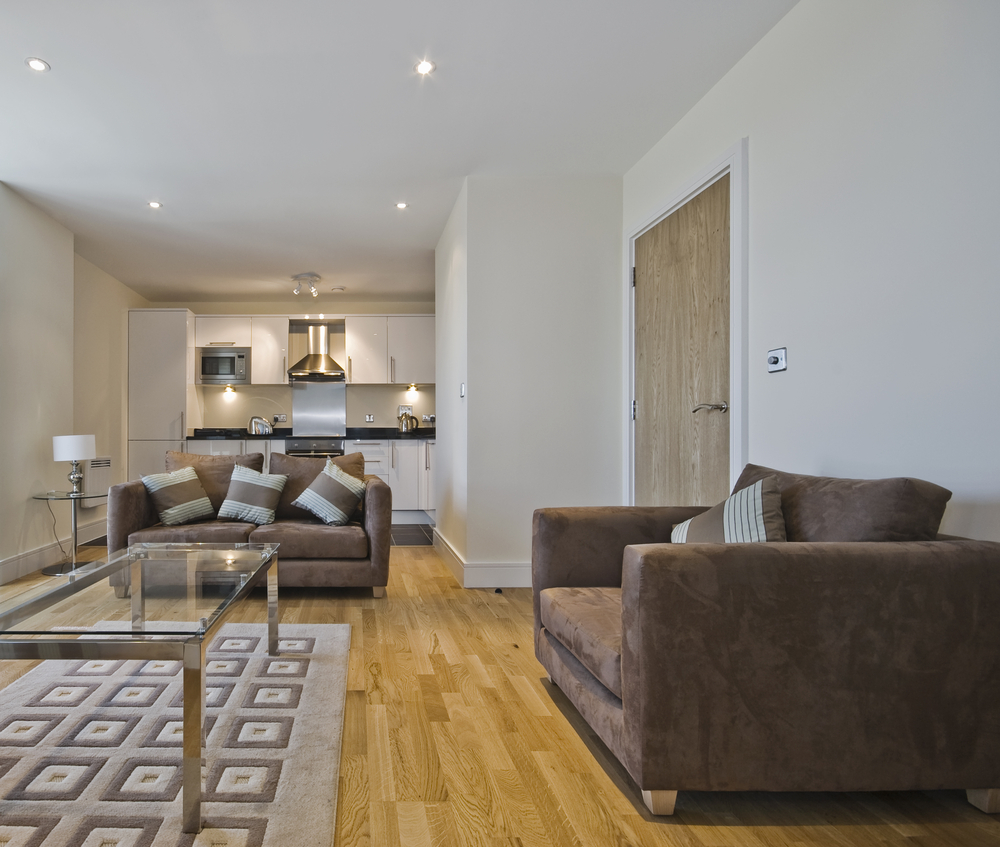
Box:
(532, 464), (1000, 815)
(108, 451), (392, 596)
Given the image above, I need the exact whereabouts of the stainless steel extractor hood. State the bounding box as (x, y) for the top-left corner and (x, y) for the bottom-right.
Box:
(287, 324), (345, 381)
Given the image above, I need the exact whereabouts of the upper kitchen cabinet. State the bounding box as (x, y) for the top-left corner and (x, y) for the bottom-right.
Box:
(388, 316), (435, 384)
(251, 316), (289, 385)
(195, 316), (252, 348)
(345, 316), (388, 384)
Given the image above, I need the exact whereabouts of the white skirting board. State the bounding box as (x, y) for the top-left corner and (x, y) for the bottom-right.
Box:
(0, 518), (107, 585)
(432, 529), (531, 589)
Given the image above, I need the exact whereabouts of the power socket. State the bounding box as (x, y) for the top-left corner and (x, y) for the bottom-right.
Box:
(273, 414), (287, 423)
(365, 414), (374, 422)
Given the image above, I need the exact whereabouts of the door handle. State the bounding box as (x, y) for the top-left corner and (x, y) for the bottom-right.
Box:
(347, 356), (352, 383)
(692, 402), (728, 413)
(390, 356), (396, 383)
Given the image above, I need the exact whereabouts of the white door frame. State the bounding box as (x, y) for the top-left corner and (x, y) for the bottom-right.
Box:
(623, 138), (749, 504)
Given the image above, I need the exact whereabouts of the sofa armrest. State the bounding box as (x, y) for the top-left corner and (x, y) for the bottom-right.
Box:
(107, 480), (159, 554)
(619, 539), (1000, 791)
(363, 476), (392, 587)
(531, 506), (708, 650)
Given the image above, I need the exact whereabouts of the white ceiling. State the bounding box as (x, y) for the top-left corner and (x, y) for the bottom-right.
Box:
(1, 0), (797, 304)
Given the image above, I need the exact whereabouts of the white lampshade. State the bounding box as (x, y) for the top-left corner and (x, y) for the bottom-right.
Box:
(53, 434), (97, 462)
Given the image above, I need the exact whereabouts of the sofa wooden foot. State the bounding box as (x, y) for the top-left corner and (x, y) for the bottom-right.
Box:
(967, 789), (1000, 813)
(641, 790), (677, 815)
(372, 586), (385, 598)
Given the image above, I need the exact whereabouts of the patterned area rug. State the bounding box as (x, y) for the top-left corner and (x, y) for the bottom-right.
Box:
(0, 623), (350, 846)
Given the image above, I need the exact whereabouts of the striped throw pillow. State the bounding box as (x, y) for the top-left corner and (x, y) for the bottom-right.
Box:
(671, 477), (786, 543)
(292, 459), (367, 526)
(142, 466), (215, 526)
(218, 465), (289, 525)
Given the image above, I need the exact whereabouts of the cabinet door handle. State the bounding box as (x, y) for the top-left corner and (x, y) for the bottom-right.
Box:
(390, 356), (395, 383)
(207, 341), (236, 346)
(425, 443), (430, 470)
(391, 442), (395, 470)
(353, 441), (382, 445)
(347, 356), (352, 383)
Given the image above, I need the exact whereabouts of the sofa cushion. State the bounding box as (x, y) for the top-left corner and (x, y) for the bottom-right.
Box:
(539, 587), (623, 699)
(734, 463), (953, 542)
(671, 477), (785, 544)
(292, 460), (366, 526)
(217, 465), (288, 525)
(165, 451), (265, 514)
(269, 452), (366, 521)
(129, 521), (256, 545)
(141, 466), (215, 525)
(249, 520), (369, 559)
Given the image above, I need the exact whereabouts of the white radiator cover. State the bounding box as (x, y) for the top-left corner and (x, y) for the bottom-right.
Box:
(81, 456), (112, 508)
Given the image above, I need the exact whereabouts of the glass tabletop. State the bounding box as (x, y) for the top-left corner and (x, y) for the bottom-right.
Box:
(32, 490), (108, 501)
(0, 542), (278, 639)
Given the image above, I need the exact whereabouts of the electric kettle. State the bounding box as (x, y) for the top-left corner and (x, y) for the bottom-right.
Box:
(248, 416), (273, 435)
(397, 411), (419, 434)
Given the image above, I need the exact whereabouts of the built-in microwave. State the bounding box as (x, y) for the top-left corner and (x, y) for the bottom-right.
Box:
(196, 347), (251, 385)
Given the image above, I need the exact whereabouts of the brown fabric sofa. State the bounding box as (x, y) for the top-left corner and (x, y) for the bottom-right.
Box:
(532, 465), (1000, 815)
(108, 451), (392, 596)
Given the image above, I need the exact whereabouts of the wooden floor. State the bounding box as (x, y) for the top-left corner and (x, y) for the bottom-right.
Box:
(7, 545), (1000, 846)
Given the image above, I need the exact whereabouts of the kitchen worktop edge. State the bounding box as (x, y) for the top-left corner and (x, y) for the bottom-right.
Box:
(187, 427), (435, 441)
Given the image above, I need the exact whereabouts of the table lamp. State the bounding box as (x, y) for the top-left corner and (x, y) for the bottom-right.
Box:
(53, 434), (97, 494)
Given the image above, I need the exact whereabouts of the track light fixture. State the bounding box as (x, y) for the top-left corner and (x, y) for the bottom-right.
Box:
(292, 272), (321, 297)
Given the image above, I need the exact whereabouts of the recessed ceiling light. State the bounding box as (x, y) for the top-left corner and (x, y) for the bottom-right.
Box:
(415, 60), (435, 75)
(148, 201), (162, 209)
(396, 202), (407, 210)
(25, 57), (50, 72)
(331, 286), (347, 293)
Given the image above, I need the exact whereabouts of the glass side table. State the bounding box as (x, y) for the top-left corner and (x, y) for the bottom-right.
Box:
(32, 490), (108, 575)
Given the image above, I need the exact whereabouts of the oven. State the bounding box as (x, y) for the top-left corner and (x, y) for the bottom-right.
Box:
(283, 438), (345, 458)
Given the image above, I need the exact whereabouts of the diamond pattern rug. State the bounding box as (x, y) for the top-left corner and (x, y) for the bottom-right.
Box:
(0, 623), (350, 846)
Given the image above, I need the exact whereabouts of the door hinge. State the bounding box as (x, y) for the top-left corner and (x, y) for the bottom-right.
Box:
(631, 400), (637, 421)
(632, 267), (636, 287)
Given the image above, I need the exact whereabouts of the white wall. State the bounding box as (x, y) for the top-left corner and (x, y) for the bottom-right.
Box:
(623, 0), (1000, 541)
(436, 176), (623, 585)
(74, 255), (150, 531)
(0, 183), (77, 578)
(434, 181), (469, 561)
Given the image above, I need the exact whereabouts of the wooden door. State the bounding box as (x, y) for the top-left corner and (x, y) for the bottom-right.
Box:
(634, 174), (730, 506)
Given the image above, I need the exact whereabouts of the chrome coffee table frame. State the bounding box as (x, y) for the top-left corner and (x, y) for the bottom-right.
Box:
(0, 542), (280, 833)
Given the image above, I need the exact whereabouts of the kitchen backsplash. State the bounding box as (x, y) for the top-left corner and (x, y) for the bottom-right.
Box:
(196, 383), (435, 430)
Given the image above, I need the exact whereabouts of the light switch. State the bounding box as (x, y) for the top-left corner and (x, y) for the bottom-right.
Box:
(767, 347), (787, 373)
(460, 383), (466, 398)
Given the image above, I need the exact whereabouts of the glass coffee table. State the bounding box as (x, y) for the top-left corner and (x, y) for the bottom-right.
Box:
(0, 542), (279, 833)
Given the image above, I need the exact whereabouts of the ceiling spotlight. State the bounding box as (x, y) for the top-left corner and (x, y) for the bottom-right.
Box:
(396, 202), (408, 210)
(148, 201), (162, 209)
(331, 286), (347, 293)
(25, 57), (50, 72)
(415, 60), (435, 75)
(292, 272), (321, 297)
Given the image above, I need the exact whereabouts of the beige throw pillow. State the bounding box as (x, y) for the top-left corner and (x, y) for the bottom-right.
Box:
(292, 459), (367, 526)
(671, 477), (786, 543)
(217, 465), (288, 525)
(142, 466), (215, 526)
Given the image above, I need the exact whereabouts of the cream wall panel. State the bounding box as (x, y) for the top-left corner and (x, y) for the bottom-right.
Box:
(623, 0), (1000, 540)
(0, 183), (76, 572)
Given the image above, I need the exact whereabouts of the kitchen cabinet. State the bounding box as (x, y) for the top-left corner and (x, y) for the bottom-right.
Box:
(418, 439), (436, 511)
(344, 316), (388, 384)
(195, 316), (252, 348)
(128, 309), (200, 480)
(251, 316), (289, 385)
(186, 439), (246, 456)
(346, 439), (390, 482)
(388, 316), (435, 384)
(128, 440), (184, 480)
(389, 440), (420, 511)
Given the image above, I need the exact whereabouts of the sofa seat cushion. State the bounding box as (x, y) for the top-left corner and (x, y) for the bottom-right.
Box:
(540, 587), (623, 698)
(128, 521), (256, 545)
(249, 520), (369, 559)
(734, 463), (953, 542)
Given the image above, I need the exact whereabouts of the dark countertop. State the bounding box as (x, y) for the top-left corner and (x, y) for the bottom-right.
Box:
(189, 427), (434, 440)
